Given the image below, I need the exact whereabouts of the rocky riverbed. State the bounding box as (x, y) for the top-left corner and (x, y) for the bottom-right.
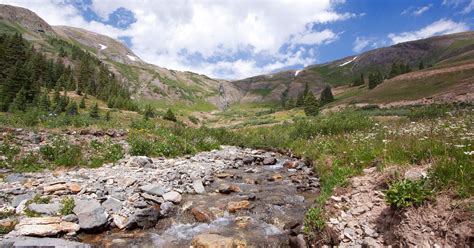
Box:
(0, 145), (319, 247)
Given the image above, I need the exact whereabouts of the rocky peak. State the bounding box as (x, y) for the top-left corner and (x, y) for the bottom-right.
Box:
(0, 4), (55, 35)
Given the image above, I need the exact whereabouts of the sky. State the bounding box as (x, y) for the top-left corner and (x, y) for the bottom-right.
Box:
(1, 0), (473, 80)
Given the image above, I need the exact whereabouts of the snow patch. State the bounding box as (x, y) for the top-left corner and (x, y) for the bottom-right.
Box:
(127, 55), (137, 61)
(295, 70), (302, 77)
(339, 56), (357, 67)
(99, 44), (107, 50)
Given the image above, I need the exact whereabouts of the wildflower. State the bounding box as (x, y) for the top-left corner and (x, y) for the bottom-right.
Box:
(454, 144), (466, 148)
(464, 151), (474, 155)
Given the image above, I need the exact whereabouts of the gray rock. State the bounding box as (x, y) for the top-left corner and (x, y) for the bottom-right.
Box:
(141, 193), (164, 204)
(28, 203), (61, 215)
(162, 191), (182, 204)
(363, 237), (379, 247)
(263, 157), (277, 165)
(133, 200), (150, 208)
(12, 193), (35, 207)
(242, 156), (254, 165)
(2, 237), (90, 248)
(73, 199), (108, 230)
(62, 214), (78, 223)
(140, 184), (166, 196)
(192, 180), (206, 194)
(102, 197), (123, 212)
(404, 168), (427, 181)
(5, 174), (26, 183)
(126, 156), (153, 167)
(126, 207), (160, 229)
(160, 202), (174, 216)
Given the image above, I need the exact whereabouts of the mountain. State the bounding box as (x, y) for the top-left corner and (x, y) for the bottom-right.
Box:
(0, 4), (241, 110)
(232, 31), (474, 105)
(1, 3), (473, 111)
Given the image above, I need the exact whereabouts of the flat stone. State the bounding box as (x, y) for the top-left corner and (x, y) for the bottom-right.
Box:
(263, 157), (277, 165)
(404, 168), (427, 181)
(62, 214), (78, 223)
(126, 207), (160, 229)
(1, 237), (90, 248)
(5, 174), (26, 183)
(139, 184), (166, 196)
(12, 193), (35, 207)
(192, 179), (206, 194)
(12, 217), (79, 237)
(191, 234), (234, 248)
(112, 214), (128, 229)
(73, 199), (108, 231)
(44, 183), (67, 193)
(227, 200), (250, 213)
(102, 197), (123, 212)
(141, 193), (164, 204)
(28, 203), (61, 215)
(162, 191), (182, 204)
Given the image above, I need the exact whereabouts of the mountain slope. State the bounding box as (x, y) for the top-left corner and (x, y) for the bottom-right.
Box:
(232, 31), (474, 105)
(0, 4), (240, 110)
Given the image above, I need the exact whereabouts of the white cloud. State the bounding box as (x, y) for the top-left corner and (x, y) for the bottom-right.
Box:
(463, 0), (474, 13)
(0, 0), (355, 79)
(412, 4), (432, 16)
(352, 37), (372, 53)
(388, 19), (469, 44)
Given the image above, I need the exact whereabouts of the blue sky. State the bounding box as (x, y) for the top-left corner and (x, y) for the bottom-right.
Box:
(1, 0), (473, 79)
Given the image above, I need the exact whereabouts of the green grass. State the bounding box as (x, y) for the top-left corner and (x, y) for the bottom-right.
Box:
(250, 88), (273, 96)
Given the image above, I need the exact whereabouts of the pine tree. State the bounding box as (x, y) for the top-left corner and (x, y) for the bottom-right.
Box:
(9, 87), (28, 112)
(66, 101), (78, 116)
(287, 98), (295, 109)
(163, 108), (177, 122)
(38, 93), (51, 112)
(79, 96), (86, 109)
(319, 86), (334, 105)
(89, 102), (100, 119)
(418, 61), (424, 70)
(368, 73), (377, 89)
(303, 92), (319, 116)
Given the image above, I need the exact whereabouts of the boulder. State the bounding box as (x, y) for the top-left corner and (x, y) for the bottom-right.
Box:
(126, 206), (160, 229)
(227, 200), (250, 213)
(102, 197), (123, 212)
(73, 199), (108, 231)
(62, 214), (78, 223)
(162, 191), (182, 204)
(1, 237), (90, 248)
(12, 193), (34, 207)
(27, 203), (61, 215)
(191, 207), (216, 223)
(263, 157), (277, 165)
(139, 184), (166, 196)
(126, 156), (153, 167)
(193, 179), (206, 194)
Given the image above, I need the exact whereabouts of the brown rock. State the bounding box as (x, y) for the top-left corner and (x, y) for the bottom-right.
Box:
(191, 207), (216, 223)
(191, 234), (241, 248)
(283, 161), (297, 169)
(218, 184), (240, 194)
(68, 183), (81, 193)
(216, 173), (232, 179)
(227, 200), (250, 213)
(43, 184), (67, 193)
(272, 174), (283, 181)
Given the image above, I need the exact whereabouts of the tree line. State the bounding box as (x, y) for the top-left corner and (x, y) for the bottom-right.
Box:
(281, 83), (334, 116)
(0, 33), (137, 114)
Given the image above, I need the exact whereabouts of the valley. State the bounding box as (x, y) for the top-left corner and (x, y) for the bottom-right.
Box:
(0, 3), (473, 248)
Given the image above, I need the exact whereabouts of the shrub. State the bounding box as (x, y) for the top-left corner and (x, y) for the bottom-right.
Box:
(13, 153), (43, 172)
(304, 207), (326, 232)
(163, 108), (177, 122)
(385, 179), (432, 208)
(188, 115), (199, 124)
(89, 140), (124, 167)
(40, 139), (82, 167)
(60, 197), (75, 215)
(89, 103), (100, 119)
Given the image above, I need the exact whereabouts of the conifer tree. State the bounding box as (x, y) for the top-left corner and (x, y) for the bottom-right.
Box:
(9, 87), (28, 112)
(105, 110), (111, 122)
(303, 92), (319, 116)
(418, 61), (424, 70)
(89, 102), (100, 119)
(143, 105), (155, 120)
(66, 101), (78, 116)
(79, 96), (86, 109)
(319, 86), (334, 105)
